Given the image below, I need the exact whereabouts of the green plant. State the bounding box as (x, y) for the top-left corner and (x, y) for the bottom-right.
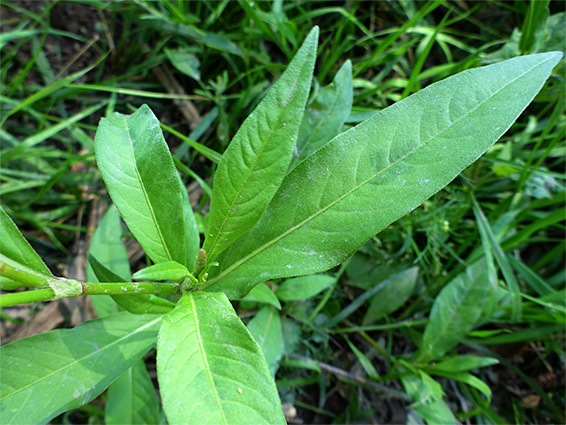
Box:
(0, 26), (561, 424)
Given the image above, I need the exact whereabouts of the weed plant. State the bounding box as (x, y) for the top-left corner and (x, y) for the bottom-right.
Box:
(0, 1), (564, 424)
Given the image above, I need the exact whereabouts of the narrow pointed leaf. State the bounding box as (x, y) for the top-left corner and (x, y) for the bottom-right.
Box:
(205, 52), (562, 299)
(417, 260), (492, 363)
(157, 292), (286, 425)
(202, 27), (319, 263)
(247, 306), (284, 376)
(0, 312), (161, 425)
(0, 206), (52, 277)
(95, 104), (186, 265)
(105, 359), (160, 425)
(291, 59), (353, 167)
(363, 266), (418, 324)
(87, 205), (130, 317)
(429, 355), (499, 373)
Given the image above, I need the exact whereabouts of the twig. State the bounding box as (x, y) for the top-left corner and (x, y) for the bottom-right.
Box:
(288, 354), (409, 401)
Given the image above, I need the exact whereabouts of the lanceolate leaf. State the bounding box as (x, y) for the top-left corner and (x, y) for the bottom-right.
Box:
(417, 259), (492, 363)
(157, 292), (286, 425)
(205, 52), (562, 299)
(0, 313), (161, 425)
(291, 59), (353, 167)
(95, 104), (186, 265)
(0, 206), (52, 278)
(105, 359), (160, 425)
(202, 27), (319, 264)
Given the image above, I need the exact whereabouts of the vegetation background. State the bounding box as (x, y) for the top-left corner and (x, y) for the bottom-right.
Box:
(1, 0), (564, 423)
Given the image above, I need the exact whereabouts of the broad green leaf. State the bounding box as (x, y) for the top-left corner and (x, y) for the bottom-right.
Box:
(87, 205), (130, 317)
(157, 292), (286, 425)
(165, 48), (201, 81)
(291, 59), (353, 167)
(428, 355), (499, 373)
(401, 373), (456, 425)
(202, 27), (319, 264)
(247, 306), (284, 376)
(363, 266), (418, 324)
(105, 359), (160, 425)
(179, 172), (200, 270)
(88, 254), (175, 315)
(275, 274), (335, 302)
(0, 206), (52, 278)
(133, 261), (191, 281)
(0, 312), (161, 425)
(205, 52), (562, 299)
(417, 260), (492, 363)
(241, 282), (282, 310)
(94, 104), (186, 265)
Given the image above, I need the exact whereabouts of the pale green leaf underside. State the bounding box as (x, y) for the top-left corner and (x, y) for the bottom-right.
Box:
(105, 359), (160, 425)
(157, 292), (285, 425)
(0, 313), (161, 425)
(95, 104), (186, 265)
(202, 27), (319, 263)
(205, 52), (562, 299)
(0, 206), (52, 277)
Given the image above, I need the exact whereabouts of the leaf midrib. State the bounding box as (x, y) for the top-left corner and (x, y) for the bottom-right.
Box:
(190, 294), (228, 424)
(206, 56), (552, 288)
(123, 118), (173, 262)
(0, 315), (161, 403)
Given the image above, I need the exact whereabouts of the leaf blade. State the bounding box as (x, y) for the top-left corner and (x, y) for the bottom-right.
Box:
(105, 360), (160, 425)
(0, 313), (161, 425)
(291, 59), (353, 167)
(94, 104), (186, 265)
(206, 52), (562, 299)
(157, 292), (285, 425)
(202, 27), (319, 263)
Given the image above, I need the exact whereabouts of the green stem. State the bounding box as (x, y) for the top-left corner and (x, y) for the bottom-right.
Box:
(81, 281), (181, 296)
(0, 281), (182, 307)
(0, 288), (55, 307)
